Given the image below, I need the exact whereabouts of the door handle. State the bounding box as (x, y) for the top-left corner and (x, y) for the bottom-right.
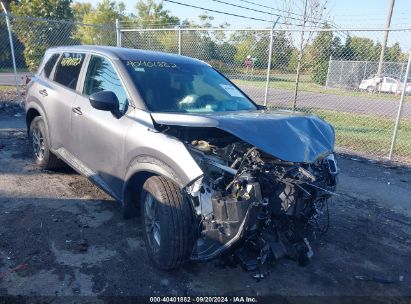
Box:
(72, 107), (82, 115)
(39, 89), (48, 97)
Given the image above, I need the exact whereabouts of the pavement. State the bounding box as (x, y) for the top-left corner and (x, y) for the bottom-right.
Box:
(239, 84), (411, 119)
(0, 73), (31, 86)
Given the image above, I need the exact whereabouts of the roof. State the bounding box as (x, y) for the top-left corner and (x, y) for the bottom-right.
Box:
(46, 45), (208, 66)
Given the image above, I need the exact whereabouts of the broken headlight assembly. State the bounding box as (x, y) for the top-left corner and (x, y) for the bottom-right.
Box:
(184, 138), (338, 270)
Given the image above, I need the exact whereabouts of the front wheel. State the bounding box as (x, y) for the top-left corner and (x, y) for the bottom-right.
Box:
(29, 116), (62, 169)
(140, 176), (194, 270)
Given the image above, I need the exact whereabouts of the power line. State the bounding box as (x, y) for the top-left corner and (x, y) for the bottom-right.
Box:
(209, 0), (278, 16)
(238, 0), (329, 26)
(122, 0), (333, 29)
(164, 0), (306, 26)
(236, 0), (331, 26)
(208, 0), (305, 23)
(235, 0), (306, 19)
(163, 0), (272, 23)
(123, 0), (330, 29)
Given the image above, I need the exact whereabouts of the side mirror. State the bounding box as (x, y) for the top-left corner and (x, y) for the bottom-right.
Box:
(89, 91), (119, 112)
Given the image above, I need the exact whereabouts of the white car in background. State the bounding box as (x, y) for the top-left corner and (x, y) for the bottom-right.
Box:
(359, 76), (399, 93)
(398, 75), (411, 95)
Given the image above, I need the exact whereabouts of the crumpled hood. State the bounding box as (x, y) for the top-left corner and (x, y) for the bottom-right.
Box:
(151, 110), (335, 163)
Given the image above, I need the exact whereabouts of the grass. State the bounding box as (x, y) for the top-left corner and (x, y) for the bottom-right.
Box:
(233, 78), (411, 102)
(304, 108), (411, 160)
(0, 86), (17, 92)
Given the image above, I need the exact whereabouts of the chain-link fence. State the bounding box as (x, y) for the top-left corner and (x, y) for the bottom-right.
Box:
(0, 13), (115, 85)
(121, 27), (411, 165)
(326, 59), (408, 90)
(1, 13), (410, 165)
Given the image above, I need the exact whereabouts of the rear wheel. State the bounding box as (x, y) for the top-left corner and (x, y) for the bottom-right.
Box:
(29, 116), (62, 169)
(140, 176), (194, 270)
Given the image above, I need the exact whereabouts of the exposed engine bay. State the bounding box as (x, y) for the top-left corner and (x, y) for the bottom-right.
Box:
(166, 126), (338, 270)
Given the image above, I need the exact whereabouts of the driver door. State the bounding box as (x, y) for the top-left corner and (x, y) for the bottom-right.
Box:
(70, 54), (132, 196)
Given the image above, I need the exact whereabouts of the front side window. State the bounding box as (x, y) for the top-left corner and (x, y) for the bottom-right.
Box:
(83, 56), (128, 113)
(123, 60), (257, 113)
(54, 52), (85, 90)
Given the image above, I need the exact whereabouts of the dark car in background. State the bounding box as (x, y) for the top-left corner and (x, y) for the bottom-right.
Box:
(25, 46), (338, 270)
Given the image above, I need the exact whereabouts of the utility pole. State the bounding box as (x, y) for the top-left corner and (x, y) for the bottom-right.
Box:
(376, 0), (395, 78)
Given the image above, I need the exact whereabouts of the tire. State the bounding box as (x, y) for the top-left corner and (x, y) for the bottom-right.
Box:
(140, 176), (194, 270)
(29, 116), (62, 169)
(366, 86), (375, 93)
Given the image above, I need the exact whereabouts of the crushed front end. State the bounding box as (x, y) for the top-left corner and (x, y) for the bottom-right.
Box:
(184, 134), (338, 270)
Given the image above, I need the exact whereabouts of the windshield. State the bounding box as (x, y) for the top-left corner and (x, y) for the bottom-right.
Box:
(123, 60), (257, 113)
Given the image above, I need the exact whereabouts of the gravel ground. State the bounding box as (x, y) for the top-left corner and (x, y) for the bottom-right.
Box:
(0, 107), (410, 303)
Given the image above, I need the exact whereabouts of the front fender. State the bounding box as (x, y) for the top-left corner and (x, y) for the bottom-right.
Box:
(124, 154), (187, 189)
(121, 154), (202, 219)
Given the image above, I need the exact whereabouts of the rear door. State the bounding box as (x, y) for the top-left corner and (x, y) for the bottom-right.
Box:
(70, 54), (132, 196)
(42, 52), (86, 150)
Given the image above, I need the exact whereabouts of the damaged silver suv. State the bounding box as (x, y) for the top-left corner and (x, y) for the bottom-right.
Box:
(25, 46), (338, 270)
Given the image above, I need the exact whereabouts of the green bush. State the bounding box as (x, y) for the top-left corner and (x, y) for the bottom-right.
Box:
(311, 60), (329, 86)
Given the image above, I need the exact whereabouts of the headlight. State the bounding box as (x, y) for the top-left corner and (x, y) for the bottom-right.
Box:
(326, 154), (338, 175)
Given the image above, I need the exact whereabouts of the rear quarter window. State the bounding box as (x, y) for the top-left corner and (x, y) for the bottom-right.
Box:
(41, 53), (60, 79)
(53, 52), (85, 90)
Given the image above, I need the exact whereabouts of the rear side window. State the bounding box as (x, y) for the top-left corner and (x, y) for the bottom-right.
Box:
(41, 53), (60, 79)
(54, 52), (85, 90)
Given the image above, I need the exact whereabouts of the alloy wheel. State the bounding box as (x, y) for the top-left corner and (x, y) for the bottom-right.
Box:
(32, 126), (45, 161)
(144, 192), (161, 252)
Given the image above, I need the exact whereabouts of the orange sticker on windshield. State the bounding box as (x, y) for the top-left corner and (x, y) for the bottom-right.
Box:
(127, 60), (177, 69)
